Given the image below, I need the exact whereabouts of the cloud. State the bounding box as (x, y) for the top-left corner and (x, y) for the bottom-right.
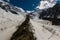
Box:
(36, 0), (57, 9)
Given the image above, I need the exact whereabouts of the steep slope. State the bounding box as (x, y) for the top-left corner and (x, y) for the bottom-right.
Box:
(0, 1), (25, 40)
(30, 19), (60, 40)
(0, 0), (60, 40)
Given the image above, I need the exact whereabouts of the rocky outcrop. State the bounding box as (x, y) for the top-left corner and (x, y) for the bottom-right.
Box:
(39, 4), (60, 25)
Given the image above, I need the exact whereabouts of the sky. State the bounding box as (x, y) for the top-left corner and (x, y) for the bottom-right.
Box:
(3, 0), (60, 11)
(3, 0), (41, 11)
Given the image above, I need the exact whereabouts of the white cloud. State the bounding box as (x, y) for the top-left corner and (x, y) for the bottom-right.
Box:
(36, 0), (57, 9)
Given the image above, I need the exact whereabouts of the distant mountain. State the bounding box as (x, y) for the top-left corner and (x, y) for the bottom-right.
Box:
(38, 4), (60, 25)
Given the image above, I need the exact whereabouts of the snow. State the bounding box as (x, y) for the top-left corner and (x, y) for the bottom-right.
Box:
(0, 0), (60, 40)
(26, 11), (31, 13)
(30, 19), (52, 40)
(30, 19), (60, 40)
(0, 7), (25, 40)
(14, 6), (25, 12)
(0, 0), (2, 1)
(0, 5), (60, 40)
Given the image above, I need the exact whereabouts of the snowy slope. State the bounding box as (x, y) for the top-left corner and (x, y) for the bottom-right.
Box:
(30, 19), (60, 40)
(0, 8), (25, 40)
(0, 0), (60, 40)
(0, 1), (25, 40)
